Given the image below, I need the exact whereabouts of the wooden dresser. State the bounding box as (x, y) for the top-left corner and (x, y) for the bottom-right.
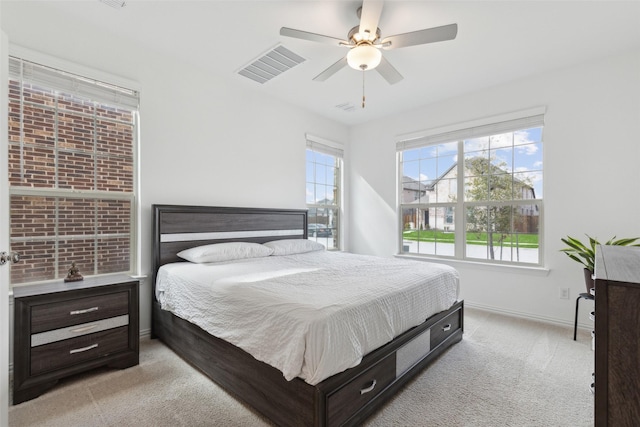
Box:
(13, 275), (139, 404)
(594, 245), (640, 426)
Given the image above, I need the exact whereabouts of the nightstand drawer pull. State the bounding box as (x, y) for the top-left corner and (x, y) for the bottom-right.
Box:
(70, 306), (99, 315)
(360, 379), (377, 395)
(70, 343), (98, 354)
(70, 324), (98, 334)
(442, 324), (452, 332)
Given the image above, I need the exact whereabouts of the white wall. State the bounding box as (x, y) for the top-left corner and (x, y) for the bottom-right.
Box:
(137, 49), (349, 334)
(0, 2), (349, 338)
(348, 49), (640, 326)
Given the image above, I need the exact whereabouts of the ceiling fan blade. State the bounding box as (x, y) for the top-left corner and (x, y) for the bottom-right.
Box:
(313, 57), (348, 82)
(358, 0), (384, 41)
(376, 56), (403, 85)
(381, 23), (458, 49)
(280, 27), (347, 47)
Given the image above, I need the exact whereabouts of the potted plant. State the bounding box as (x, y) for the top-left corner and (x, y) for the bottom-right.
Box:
(560, 235), (640, 292)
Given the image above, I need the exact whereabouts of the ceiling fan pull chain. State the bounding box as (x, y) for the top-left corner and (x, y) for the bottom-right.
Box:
(362, 68), (366, 108)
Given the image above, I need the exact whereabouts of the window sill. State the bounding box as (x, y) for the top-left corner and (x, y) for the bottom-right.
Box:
(394, 254), (550, 276)
(9, 273), (146, 291)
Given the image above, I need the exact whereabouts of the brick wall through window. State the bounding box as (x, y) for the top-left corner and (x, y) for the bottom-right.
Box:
(7, 59), (138, 285)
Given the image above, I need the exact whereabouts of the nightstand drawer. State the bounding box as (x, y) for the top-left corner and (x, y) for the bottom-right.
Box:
(31, 314), (129, 347)
(30, 326), (129, 375)
(31, 291), (129, 333)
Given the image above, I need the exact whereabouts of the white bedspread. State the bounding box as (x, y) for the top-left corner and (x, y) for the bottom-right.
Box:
(156, 251), (459, 385)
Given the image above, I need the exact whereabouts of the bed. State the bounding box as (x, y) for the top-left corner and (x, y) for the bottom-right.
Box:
(152, 204), (464, 427)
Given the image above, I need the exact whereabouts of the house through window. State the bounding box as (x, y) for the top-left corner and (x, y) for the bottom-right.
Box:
(7, 57), (139, 284)
(306, 136), (342, 250)
(398, 110), (544, 266)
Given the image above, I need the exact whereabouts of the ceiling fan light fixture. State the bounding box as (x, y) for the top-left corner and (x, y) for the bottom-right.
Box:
(346, 44), (382, 71)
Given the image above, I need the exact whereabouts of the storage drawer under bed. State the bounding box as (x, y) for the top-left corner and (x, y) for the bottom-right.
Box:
(326, 354), (396, 426)
(323, 303), (463, 426)
(430, 308), (461, 349)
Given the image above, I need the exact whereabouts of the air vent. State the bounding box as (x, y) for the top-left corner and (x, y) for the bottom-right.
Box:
(238, 45), (305, 84)
(99, 0), (126, 8)
(335, 102), (356, 112)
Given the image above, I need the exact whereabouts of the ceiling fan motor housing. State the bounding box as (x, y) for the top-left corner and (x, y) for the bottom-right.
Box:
(348, 25), (381, 44)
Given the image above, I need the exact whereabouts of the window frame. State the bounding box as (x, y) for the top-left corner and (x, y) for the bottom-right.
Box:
(397, 109), (544, 267)
(305, 134), (343, 251)
(8, 55), (140, 285)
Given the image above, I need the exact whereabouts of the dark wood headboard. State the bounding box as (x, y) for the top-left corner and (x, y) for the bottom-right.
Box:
(152, 204), (308, 298)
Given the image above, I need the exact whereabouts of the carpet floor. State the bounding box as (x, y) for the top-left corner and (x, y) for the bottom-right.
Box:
(9, 308), (595, 426)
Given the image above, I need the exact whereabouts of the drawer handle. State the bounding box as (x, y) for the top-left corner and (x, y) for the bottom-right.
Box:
(442, 324), (452, 332)
(70, 343), (98, 354)
(360, 379), (377, 395)
(70, 324), (98, 334)
(70, 306), (99, 315)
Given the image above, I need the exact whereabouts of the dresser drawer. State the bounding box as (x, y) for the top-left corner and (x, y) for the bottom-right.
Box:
(30, 326), (129, 375)
(430, 308), (461, 349)
(327, 354), (396, 426)
(31, 291), (129, 333)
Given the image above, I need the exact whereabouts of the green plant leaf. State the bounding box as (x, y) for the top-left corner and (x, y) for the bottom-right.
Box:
(561, 233), (640, 271)
(608, 237), (640, 246)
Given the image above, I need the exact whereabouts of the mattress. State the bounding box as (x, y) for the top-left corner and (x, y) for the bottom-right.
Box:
(156, 250), (459, 385)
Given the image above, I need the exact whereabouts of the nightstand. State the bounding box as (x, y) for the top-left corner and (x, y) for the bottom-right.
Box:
(12, 274), (139, 404)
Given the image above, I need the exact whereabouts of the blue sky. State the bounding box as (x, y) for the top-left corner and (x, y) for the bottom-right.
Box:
(402, 127), (543, 198)
(306, 150), (337, 204)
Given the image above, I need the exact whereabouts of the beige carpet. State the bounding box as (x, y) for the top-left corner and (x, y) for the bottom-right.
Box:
(9, 308), (595, 426)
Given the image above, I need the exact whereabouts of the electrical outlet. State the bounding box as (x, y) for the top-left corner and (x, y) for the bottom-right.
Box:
(559, 287), (570, 299)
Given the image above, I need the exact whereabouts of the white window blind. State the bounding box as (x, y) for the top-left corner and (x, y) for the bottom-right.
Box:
(306, 134), (344, 158)
(397, 108), (545, 151)
(9, 56), (139, 109)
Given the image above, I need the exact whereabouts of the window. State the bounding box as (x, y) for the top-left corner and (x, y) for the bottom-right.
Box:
(306, 136), (342, 250)
(398, 110), (544, 266)
(8, 57), (139, 284)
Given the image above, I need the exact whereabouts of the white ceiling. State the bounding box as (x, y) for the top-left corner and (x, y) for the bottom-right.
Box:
(4, 1), (640, 126)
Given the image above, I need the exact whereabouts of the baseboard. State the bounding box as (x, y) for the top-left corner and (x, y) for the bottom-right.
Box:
(464, 301), (594, 330)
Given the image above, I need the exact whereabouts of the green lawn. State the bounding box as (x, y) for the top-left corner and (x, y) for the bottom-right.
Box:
(403, 229), (539, 248)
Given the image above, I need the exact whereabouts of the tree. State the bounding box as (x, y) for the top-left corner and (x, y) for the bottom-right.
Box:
(464, 156), (532, 260)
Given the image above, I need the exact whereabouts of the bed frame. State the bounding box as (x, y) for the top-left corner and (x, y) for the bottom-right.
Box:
(152, 204), (463, 427)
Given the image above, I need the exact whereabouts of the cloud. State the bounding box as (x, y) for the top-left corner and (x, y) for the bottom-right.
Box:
(515, 169), (542, 183)
(518, 144), (539, 155)
(464, 137), (489, 152)
(489, 133), (513, 149)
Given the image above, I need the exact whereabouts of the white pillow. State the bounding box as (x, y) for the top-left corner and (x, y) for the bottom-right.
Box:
(263, 239), (325, 256)
(177, 242), (273, 263)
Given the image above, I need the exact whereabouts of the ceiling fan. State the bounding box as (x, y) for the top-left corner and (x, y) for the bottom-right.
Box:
(280, 0), (458, 85)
